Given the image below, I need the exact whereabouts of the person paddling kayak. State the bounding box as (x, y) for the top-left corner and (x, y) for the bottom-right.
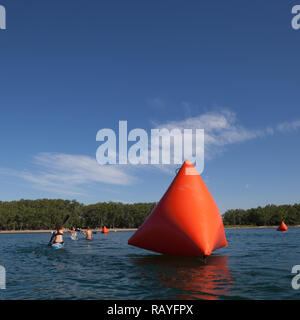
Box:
(49, 225), (65, 246)
(83, 226), (93, 240)
(69, 226), (77, 240)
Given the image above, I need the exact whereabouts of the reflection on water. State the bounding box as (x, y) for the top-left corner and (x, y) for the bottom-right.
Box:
(131, 255), (233, 300)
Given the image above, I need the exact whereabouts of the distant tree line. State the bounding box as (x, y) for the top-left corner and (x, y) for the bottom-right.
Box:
(0, 199), (299, 230)
(0, 199), (156, 230)
(223, 204), (300, 226)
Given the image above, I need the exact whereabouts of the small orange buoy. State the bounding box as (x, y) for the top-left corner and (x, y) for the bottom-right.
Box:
(128, 159), (228, 257)
(102, 226), (109, 234)
(277, 221), (288, 232)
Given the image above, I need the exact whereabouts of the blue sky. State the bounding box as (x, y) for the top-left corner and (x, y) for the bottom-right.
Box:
(0, 0), (299, 212)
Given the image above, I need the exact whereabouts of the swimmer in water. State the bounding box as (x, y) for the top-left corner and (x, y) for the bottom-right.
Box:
(69, 226), (76, 236)
(49, 225), (64, 245)
(83, 226), (93, 240)
(69, 226), (77, 240)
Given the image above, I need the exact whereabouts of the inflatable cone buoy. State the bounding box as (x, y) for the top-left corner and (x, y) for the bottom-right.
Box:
(277, 221), (288, 232)
(128, 160), (228, 257)
(102, 226), (109, 234)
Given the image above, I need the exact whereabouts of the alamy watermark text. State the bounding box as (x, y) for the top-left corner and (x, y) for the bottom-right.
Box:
(0, 265), (5, 289)
(96, 121), (204, 175)
(0, 5), (6, 30)
(292, 5), (300, 30)
(291, 265), (300, 290)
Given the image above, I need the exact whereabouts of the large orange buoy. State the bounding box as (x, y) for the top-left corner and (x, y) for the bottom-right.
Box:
(102, 226), (109, 234)
(277, 221), (288, 232)
(128, 160), (228, 257)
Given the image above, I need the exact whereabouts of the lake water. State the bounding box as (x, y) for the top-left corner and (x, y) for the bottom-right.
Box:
(0, 228), (300, 300)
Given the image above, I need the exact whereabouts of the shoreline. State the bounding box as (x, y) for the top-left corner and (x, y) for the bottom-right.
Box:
(0, 228), (138, 234)
(0, 225), (299, 234)
(225, 225), (300, 229)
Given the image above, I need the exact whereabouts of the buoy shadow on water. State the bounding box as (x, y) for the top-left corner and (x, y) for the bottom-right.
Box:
(130, 254), (233, 300)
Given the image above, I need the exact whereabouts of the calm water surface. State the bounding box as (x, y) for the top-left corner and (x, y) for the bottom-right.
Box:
(0, 229), (300, 300)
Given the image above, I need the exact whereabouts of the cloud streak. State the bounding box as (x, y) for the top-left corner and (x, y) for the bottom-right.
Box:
(147, 97), (166, 109)
(277, 120), (300, 133)
(0, 153), (137, 196)
(151, 109), (300, 165)
(1, 109), (300, 197)
(153, 109), (269, 160)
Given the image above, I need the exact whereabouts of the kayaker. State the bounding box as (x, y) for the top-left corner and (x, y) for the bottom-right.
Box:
(83, 226), (93, 240)
(49, 225), (65, 245)
(69, 226), (78, 240)
(69, 226), (76, 237)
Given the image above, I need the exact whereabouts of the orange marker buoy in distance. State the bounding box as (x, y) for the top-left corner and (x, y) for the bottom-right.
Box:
(277, 221), (288, 232)
(102, 226), (109, 234)
(128, 159), (228, 257)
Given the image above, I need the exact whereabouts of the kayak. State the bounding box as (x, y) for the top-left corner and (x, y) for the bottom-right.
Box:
(52, 243), (64, 249)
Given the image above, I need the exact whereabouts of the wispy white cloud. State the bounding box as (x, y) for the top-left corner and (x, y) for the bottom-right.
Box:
(277, 120), (300, 133)
(147, 97), (166, 109)
(149, 109), (300, 167)
(0, 153), (137, 196)
(1, 110), (300, 197)
(153, 109), (271, 160)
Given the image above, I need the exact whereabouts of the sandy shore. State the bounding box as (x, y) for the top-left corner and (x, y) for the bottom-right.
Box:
(0, 228), (138, 234)
(0, 226), (299, 234)
(225, 225), (300, 229)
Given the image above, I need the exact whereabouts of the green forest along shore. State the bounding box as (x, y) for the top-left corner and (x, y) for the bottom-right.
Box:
(0, 199), (300, 231)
